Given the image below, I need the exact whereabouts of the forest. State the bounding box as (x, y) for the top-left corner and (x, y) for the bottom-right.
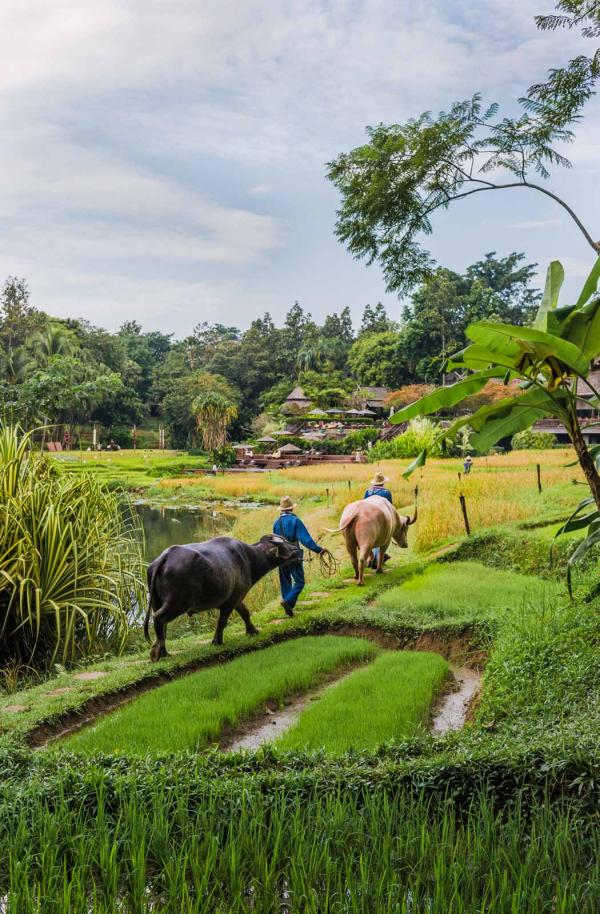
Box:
(0, 252), (539, 448)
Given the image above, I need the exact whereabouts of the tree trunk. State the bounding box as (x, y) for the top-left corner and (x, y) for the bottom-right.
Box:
(570, 419), (600, 510)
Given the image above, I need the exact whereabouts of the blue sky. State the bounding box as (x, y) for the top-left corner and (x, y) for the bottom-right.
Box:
(1, 1), (598, 336)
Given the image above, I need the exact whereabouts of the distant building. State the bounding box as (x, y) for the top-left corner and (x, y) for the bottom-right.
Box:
(283, 386), (312, 414)
(354, 387), (391, 415)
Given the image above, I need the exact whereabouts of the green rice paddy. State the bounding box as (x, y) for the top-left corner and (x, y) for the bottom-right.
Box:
(278, 650), (449, 753)
(62, 636), (377, 754)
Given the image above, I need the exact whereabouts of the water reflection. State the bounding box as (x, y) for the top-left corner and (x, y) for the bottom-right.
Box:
(132, 503), (236, 561)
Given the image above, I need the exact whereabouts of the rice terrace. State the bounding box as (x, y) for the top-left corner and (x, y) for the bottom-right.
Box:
(2, 1), (600, 911)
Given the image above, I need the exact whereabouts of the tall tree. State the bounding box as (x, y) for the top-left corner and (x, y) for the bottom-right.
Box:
(327, 4), (600, 294)
(0, 277), (46, 351)
(359, 302), (397, 335)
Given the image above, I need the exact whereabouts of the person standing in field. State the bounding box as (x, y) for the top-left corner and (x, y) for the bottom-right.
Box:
(273, 496), (324, 617)
(463, 455), (473, 475)
(363, 472), (393, 568)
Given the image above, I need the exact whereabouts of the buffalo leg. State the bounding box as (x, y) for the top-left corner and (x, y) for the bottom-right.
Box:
(345, 534), (359, 580)
(236, 602), (259, 637)
(213, 606), (234, 645)
(375, 546), (385, 574)
(149, 610), (169, 662)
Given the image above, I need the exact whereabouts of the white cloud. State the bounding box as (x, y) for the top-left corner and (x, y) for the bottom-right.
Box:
(0, 0), (597, 331)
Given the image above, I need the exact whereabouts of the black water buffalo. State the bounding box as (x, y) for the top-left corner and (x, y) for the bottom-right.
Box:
(143, 534), (301, 661)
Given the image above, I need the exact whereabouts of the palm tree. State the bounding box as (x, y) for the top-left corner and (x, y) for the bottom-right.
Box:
(192, 392), (238, 451)
(32, 325), (75, 366)
(2, 347), (31, 384)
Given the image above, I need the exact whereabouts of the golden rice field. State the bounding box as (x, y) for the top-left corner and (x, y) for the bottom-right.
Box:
(190, 448), (582, 606)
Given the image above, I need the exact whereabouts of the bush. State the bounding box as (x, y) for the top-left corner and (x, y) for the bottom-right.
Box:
(511, 429), (557, 450)
(0, 425), (145, 667)
(368, 418), (444, 460)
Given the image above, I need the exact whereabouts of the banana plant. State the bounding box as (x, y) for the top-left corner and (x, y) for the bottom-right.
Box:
(394, 257), (600, 583)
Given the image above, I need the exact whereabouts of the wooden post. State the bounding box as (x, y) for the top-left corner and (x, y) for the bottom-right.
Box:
(459, 493), (471, 535)
(347, 480), (351, 492)
(536, 463), (542, 494)
(132, 425), (137, 450)
(458, 471), (462, 483)
(326, 487), (330, 503)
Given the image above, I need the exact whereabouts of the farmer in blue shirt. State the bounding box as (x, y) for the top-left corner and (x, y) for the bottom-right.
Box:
(273, 496), (324, 616)
(364, 471), (393, 503)
(363, 472), (393, 568)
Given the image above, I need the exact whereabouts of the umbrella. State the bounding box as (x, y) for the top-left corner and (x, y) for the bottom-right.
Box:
(307, 408), (328, 416)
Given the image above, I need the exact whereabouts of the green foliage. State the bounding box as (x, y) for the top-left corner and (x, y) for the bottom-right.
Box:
(0, 776), (597, 913)
(512, 428), (557, 449)
(347, 331), (408, 387)
(369, 417), (444, 460)
(278, 651), (448, 754)
(63, 636), (377, 754)
(0, 425), (145, 667)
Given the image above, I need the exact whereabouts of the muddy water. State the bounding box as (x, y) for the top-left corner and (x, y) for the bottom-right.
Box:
(431, 666), (481, 735)
(223, 664), (482, 752)
(224, 672), (356, 752)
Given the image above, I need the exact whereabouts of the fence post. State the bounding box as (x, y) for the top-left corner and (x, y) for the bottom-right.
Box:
(326, 487), (330, 503)
(458, 472), (462, 483)
(536, 463), (542, 494)
(347, 480), (351, 492)
(459, 493), (471, 535)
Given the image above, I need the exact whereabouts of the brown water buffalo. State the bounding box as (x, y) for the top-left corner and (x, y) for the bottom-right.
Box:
(143, 534), (301, 661)
(336, 494), (417, 585)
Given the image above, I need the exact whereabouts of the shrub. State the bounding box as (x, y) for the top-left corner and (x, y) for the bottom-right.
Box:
(511, 429), (557, 450)
(0, 425), (145, 667)
(368, 417), (444, 460)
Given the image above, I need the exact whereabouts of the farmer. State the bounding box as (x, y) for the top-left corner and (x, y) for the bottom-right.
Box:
(463, 455), (473, 475)
(273, 496), (324, 617)
(364, 472), (393, 568)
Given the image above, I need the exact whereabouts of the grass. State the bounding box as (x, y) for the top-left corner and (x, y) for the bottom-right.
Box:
(278, 651), (449, 754)
(61, 636), (378, 754)
(372, 561), (565, 628)
(1, 778), (597, 913)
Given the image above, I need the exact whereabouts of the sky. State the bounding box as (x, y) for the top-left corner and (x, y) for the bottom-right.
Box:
(1, 0), (599, 337)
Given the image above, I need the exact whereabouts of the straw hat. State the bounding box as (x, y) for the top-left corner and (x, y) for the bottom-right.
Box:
(371, 472), (389, 486)
(279, 495), (297, 511)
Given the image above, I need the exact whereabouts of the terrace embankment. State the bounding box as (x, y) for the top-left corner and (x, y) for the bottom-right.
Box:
(29, 626), (482, 749)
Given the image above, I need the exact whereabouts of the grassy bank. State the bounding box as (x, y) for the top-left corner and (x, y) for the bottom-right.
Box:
(61, 636), (377, 754)
(278, 650), (448, 754)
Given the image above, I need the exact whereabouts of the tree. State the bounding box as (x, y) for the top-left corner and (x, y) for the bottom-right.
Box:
(401, 254), (540, 381)
(359, 302), (397, 335)
(31, 324), (76, 367)
(394, 257), (600, 581)
(0, 277), (46, 351)
(18, 356), (123, 428)
(327, 5), (600, 294)
(161, 371), (240, 448)
(192, 392), (238, 452)
(347, 332), (409, 387)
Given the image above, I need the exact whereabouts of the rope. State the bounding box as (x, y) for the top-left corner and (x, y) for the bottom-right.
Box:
(317, 548), (340, 578)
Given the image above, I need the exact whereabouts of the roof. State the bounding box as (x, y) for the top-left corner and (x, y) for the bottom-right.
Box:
(286, 386), (310, 402)
(358, 386), (390, 400)
(278, 443), (303, 453)
(576, 371), (600, 399)
(257, 436), (276, 443)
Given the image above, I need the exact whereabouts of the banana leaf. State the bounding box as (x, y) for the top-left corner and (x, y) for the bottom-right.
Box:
(390, 368), (502, 423)
(468, 387), (558, 452)
(534, 260), (564, 331)
(467, 322), (589, 376)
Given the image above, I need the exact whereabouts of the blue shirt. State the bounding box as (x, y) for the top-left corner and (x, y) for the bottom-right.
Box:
(273, 512), (322, 554)
(364, 485), (393, 503)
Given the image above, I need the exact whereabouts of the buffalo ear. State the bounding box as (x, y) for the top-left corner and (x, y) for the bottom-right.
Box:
(269, 546), (279, 558)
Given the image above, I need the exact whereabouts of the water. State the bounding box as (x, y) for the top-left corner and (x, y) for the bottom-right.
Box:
(132, 503), (236, 561)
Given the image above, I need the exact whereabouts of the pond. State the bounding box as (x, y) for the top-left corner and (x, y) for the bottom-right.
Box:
(131, 503), (236, 561)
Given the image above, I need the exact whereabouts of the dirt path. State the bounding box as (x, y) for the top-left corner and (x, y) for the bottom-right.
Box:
(431, 666), (482, 735)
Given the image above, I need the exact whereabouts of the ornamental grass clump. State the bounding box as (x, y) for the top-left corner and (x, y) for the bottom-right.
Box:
(0, 425), (145, 668)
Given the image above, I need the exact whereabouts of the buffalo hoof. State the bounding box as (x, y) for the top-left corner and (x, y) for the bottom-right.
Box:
(149, 644), (169, 662)
(211, 637), (223, 647)
(247, 626), (259, 636)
